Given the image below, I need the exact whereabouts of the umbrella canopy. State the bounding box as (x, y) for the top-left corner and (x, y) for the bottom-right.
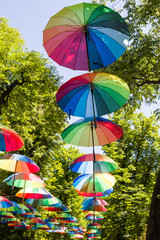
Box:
(70, 234), (84, 239)
(73, 173), (115, 193)
(70, 153), (118, 174)
(0, 154), (39, 173)
(0, 125), (23, 152)
(43, 2), (129, 71)
(56, 73), (130, 118)
(26, 196), (60, 206)
(43, 205), (70, 212)
(82, 205), (108, 212)
(44, 218), (58, 224)
(87, 229), (101, 234)
(0, 197), (14, 209)
(87, 223), (101, 229)
(16, 188), (52, 199)
(0, 211), (15, 218)
(4, 173), (45, 188)
(75, 187), (113, 197)
(82, 197), (108, 207)
(62, 117), (123, 147)
(85, 213), (103, 221)
(87, 233), (101, 239)
(27, 217), (45, 225)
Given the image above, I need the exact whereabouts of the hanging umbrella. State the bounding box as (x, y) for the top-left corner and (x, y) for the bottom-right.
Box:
(73, 173), (115, 193)
(4, 173), (45, 188)
(56, 73), (130, 118)
(0, 197), (14, 208)
(44, 218), (58, 225)
(87, 229), (101, 234)
(16, 188), (52, 199)
(82, 197), (109, 207)
(85, 213), (103, 221)
(87, 223), (101, 229)
(0, 211), (15, 218)
(62, 117), (123, 147)
(82, 205), (108, 212)
(0, 201), (21, 212)
(0, 154), (39, 173)
(0, 125), (23, 152)
(70, 234), (84, 239)
(43, 2), (129, 71)
(70, 154), (118, 174)
(26, 195), (60, 206)
(6, 218), (22, 224)
(27, 217), (45, 226)
(76, 188), (113, 197)
(87, 233), (101, 239)
(43, 205), (70, 212)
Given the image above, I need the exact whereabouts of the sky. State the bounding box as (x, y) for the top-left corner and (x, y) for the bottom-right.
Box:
(0, 0), (158, 154)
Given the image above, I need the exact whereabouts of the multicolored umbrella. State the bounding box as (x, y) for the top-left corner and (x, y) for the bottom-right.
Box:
(43, 2), (129, 71)
(0, 196), (14, 208)
(4, 173), (45, 188)
(0, 154), (39, 173)
(56, 73), (130, 118)
(26, 196), (60, 206)
(85, 213), (103, 221)
(62, 117), (123, 147)
(70, 234), (84, 239)
(0, 211), (15, 218)
(27, 217), (45, 226)
(87, 223), (101, 229)
(82, 205), (108, 212)
(43, 205), (70, 212)
(0, 201), (21, 212)
(0, 125), (23, 152)
(75, 187), (113, 197)
(70, 153), (118, 174)
(87, 233), (101, 239)
(16, 188), (52, 199)
(82, 197), (109, 207)
(73, 173), (115, 193)
(87, 229), (101, 234)
(44, 218), (58, 225)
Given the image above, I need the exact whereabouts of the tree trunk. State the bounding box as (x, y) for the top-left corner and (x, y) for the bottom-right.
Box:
(146, 170), (160, 239)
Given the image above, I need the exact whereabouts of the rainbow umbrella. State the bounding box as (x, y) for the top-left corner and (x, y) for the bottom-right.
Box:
(1, 201), (21, 212)
(43, 205), (70, 212)
(85, 213), (103, 221)
(75, 188), (113, 197)
(0, 154), (39, 173)
(0, 211), (15, 218)
(70, 234), (84, 239)
(31, 224), (50, 230)
(43, 2), (129, 71)
(73, 173), (115, 193)
(82, 198), (108, 207)
(0, 125), (23, 152)
(82, 205), (108, 212)
(56, 73), (130, 118)
(87, 233), (101, 239)
(0, 196), (14, 208)
(27, 217), (45, 226)
(62, 117), (123, 147)
(6, 218), (21, 224)
(44, 218), (58, 225)
(4, 173), (45, 188)
(26, 196), (60, 206)
(70, 154), (118, 174)
(87, 223), (101, 229)
(87, 229), (101, 234)
(16, 188), (52, 199)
